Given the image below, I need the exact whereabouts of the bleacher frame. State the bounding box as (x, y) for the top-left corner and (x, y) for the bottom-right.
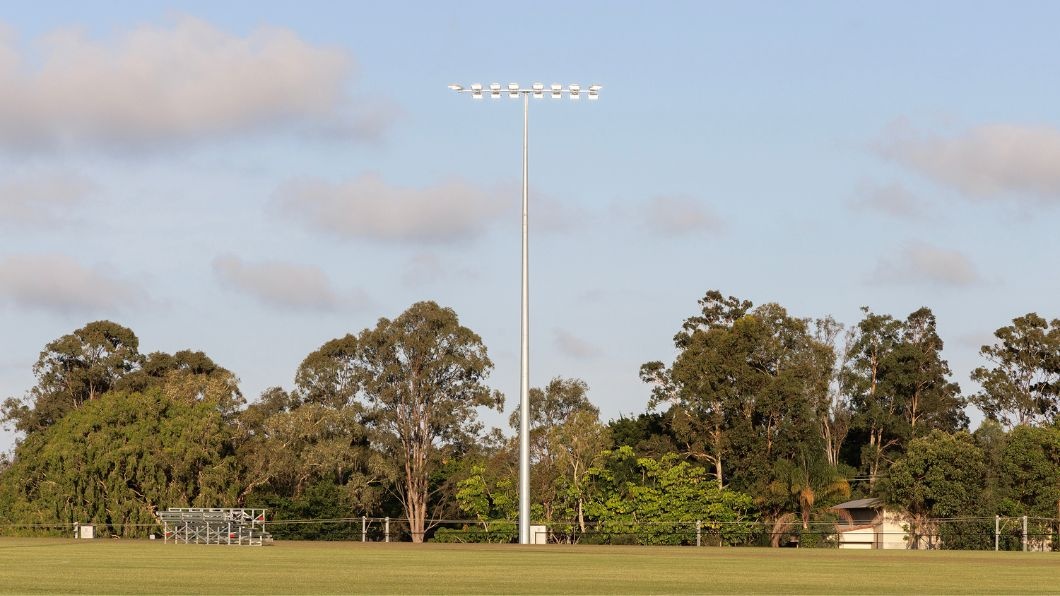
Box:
(157, 508), (273, 546)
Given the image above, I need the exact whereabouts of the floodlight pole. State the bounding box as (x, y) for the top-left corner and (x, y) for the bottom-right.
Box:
(448, 82), (600, 545)
(519, 91), (531, 546)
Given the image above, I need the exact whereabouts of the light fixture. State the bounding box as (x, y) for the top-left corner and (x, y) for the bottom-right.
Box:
(588, 84), (600, 100)
(448, 84), (463, 92)
(550, 83), (562, 99)
(490, 83), (501, 99)
(569, 84), (581, 100)
(532, 83), (544, 99)
(508, 83), (520, 99)
(471, 83), (483, 99)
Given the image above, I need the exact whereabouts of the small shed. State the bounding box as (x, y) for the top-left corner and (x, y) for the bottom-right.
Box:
(831, 498), (909, 549)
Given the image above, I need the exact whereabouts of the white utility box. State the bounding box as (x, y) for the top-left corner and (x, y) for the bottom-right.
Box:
(529, 525), (548, 545)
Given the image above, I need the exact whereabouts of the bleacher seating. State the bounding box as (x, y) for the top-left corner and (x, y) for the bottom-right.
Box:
(156, 508), (273, 546)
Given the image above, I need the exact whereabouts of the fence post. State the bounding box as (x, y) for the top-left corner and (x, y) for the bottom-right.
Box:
(362, 516), (367, 543)
(696, 520), (702, 547)
(994, 515), (999, 552)
(385, 517), (390, 543)
(1022, 516), (1028, 552)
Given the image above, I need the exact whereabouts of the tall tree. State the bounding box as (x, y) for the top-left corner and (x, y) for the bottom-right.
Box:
(352, 301), (503, 543)
(894, 308), (965, 433)
(293, 334), (361, 409)
(845, 307), (965, 489)
(508, 377), (601, 529)
(972, 313), (1060, 428)
(641, 291), (835, 491)
(811, 318), (852, 468)
(2, 321), (142, 434)
(235, 387), (380, 537)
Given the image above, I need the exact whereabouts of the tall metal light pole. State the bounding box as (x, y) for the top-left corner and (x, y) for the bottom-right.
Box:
(448, 81), (600, 545)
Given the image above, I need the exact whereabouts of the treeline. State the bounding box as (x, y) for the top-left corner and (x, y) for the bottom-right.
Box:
(0, 292), (1058, 548)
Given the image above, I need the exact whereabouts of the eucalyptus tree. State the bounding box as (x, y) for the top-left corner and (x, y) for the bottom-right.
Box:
(641, 291), (835, 490)
(845, 307), (965, 489)
(2, 321), (142, 433)
(509, 377), (605, 530)
(811, 318), (852, 468)
(235, 386), (381, 535)
(350, 301), (503, 542)
(972, 313), (1060, 428)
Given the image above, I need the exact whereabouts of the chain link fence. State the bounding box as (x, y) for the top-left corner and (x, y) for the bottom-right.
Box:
(2, 515), (1056, 551)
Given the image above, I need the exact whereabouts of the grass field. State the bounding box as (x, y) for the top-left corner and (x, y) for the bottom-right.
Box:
(0, 538), (1057, 594)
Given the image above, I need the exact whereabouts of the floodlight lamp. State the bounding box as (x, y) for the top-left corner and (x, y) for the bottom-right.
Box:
(550, 83), (562, 99)
(569, 84), (581, 100)
(589, 84), (602, 91)
(448, 84), (463, 91)
(490, 83), (501, 91)
(532, 83), (544, 91)
(472, 90), (483, 99)
(508, 83), (520, 98)
(470, 83), (482, 91)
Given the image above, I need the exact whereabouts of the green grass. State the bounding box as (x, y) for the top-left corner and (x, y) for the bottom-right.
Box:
(0, 538), (1057, 594)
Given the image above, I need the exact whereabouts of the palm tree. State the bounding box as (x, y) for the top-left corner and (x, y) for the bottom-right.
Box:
(763, 456), (851, 546)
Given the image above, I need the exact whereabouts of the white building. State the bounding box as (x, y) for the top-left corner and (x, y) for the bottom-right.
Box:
(832, 498), (915, 549)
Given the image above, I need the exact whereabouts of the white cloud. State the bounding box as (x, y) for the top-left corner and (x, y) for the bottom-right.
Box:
(0, 16), (388, 150)
(401, 252), (480, 288)
(871, 242), (981, 287)
(849, 180), (924, 220)
(0, 171), (95, 226)
(553, 328), (601, 360)
(275, 173), (509, 244)
(213, 255), (368, 311)
(531, 191), (589, 234)
(640, 195), (723, 236)
(880, 123), (1060, 201)
(0, 254), (146, 313)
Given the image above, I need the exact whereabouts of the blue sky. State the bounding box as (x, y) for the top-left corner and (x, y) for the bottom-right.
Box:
(2, 2), (1059, 452)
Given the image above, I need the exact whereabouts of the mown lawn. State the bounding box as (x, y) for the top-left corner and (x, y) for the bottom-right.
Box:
(0, 538), (1056, 594)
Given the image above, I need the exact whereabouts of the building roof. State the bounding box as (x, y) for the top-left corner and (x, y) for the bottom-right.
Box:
(831, 498), (884, 510)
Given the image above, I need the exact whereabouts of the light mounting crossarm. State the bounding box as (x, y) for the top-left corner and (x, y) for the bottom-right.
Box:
(449, 82), (602, 100)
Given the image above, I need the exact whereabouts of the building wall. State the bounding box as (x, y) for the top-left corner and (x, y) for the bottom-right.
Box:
(877, 513), (909, 549)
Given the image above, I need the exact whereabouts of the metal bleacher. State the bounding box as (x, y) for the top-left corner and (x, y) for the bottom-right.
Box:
(156, 508), (273, 546)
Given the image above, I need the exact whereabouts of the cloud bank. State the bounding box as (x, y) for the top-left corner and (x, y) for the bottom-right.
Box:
(641, 196), (723, 236)
(849, 180), (924, 220)
(880, 123), (1060, 201)
(553, 328), (601, 360)
(275, 173), (509, 244)
(0, 254), (146, 313)
(0, 16), (388, 150)
(213, 255), (367, 311)
(0, 171), (95, 225)
(871, 242), (981, 287)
